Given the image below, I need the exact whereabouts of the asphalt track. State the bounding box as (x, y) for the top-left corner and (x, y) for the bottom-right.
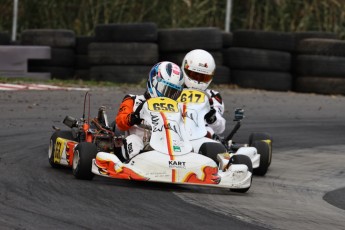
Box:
(0, 86), (344, 230)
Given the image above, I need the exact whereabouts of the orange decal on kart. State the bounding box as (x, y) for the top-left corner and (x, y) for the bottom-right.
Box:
(95, 158), (148, 181)
(183, 166), (220, 184)
(66, 141), (77, 166)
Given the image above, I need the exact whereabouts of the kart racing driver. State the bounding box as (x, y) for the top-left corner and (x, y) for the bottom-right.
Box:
(115, 61), (185, 161)
(181, 49), (226, 138)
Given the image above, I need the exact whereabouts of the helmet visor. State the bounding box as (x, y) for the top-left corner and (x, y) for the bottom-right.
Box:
(156, 78), (182, 100)
(184, 68), (213, 83)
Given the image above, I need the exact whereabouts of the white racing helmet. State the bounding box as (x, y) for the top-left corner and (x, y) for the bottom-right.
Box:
(147, 61), (184, 100)
(182, 49), (216, 91)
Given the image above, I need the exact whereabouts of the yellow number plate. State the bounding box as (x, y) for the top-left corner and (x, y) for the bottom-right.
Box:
(147, 97), (179, 112)
(177, 90), (205, 103)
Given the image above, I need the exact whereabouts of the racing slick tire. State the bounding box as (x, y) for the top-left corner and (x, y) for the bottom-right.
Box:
(48, 130), (74, 168)
(199, 142), (227, 163)
(251, 141), (270, 176)
(73, 142), (98, 180)
(249, 132), (273, 167)
(229, 155), (253, 193)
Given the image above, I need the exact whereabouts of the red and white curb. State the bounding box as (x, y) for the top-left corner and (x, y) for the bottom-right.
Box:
(0, 83), (90, 91)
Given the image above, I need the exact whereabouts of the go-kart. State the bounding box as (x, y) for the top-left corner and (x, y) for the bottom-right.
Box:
(90, 96), (253, 192)
(177, 89), (272, 176)
(48, 92), (122, 180)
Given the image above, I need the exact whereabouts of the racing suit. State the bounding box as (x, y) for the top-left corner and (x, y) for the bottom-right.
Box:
(116, 92), (151, 160)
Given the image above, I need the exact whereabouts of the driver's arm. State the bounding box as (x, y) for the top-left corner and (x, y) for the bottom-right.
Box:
(115, 95), (135, 131)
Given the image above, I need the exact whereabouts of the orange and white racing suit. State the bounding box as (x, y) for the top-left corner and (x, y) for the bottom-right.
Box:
(115, 93), (150, 160)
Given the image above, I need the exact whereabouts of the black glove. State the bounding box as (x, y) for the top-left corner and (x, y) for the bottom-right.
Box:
(205, 107), (217, 124)
(128, 100), (145, 126)
(129, 112), (141, 126)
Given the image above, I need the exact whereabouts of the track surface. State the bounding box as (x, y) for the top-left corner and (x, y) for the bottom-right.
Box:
(0, 87), (344, 229)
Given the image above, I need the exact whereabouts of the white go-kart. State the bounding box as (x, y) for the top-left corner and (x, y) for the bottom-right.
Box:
(177, 89), (272, 176)
(83, 97), (253, 193)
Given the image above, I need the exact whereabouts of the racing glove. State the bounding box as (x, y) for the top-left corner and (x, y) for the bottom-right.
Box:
(205, 107), (217, 124)
(128, 101), (145, 126)
(129, 112), (142, 126)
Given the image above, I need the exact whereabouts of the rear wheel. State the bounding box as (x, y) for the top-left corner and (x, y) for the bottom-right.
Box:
(229, 155), (252, 193)
(199, 142), (227, 163)
(48, 130), (74, 168)
(249, 132), (273, 166)
(73, 142), (97, 180)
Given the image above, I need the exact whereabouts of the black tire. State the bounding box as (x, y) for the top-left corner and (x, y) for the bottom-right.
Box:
(296, 55), (345, 77)
(213, 66), (231, 84)
(222, 31), (233, 48)
(292, 31), (338, 51)
(249, 132), (273, 167)
(88, 43), (158, 65)
(231, 70), (292, 91)
(95, 23), (158, 42)
(89, 65), (151, 83)
(158, 27), (222, 52)
(223, 47), (291, 72)
(159, 51), (223, 66)
(72, 142), (97, 180)
(233, 30), (294, 52)
(198, 142), (227, 163)
(28, 48), (75, 67)
(20, 29), (76, 48)
(28, 66), (75, 80)
(294, 77), (345, 95)
(74, 55), (90, 69)
(251, 141), (270, 176)
(297, 38), (345, 57)
(75, 36), (95, 55)
(48, 130), (74, 168)
(229, 154), (252, 193)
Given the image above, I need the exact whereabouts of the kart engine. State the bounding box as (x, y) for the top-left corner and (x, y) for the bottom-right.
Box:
(93, 134), (114, 152)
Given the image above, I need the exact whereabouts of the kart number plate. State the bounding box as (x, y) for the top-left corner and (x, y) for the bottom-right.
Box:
(147, 97), (179, 112)
(177, 90), (205, 103)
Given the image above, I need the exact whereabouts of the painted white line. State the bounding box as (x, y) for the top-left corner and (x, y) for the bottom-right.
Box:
(0, 83), (90, 91)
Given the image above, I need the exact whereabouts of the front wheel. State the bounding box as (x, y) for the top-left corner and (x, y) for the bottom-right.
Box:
(73, 142), (98, 180)
(252, 140), (270, 176)
(249, 132), (273, 167)
(229, 155), (252, 193)
(48, 130), (74, 168)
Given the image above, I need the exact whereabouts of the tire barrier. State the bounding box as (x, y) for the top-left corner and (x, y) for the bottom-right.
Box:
(89, 23), (159, 83)
(231, 70), (292, 91)
(21, 29), (76, 79)
(290, 32), (345, 94)
(89, 65), (152, 84)
(1, 25), (345, 95)
(233, 30), (295, 52)
(74, 36), (95, 80)
(223, 47), (291, 72)
(158, 27), (222, 52)
(0, 46), (51, 79)
(222, 32), (233, 49)
(158, 27), (230, 84)
(88, 43), (158, 65)
(21, 29), (76, 48)
(95, 23), (158, 43)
